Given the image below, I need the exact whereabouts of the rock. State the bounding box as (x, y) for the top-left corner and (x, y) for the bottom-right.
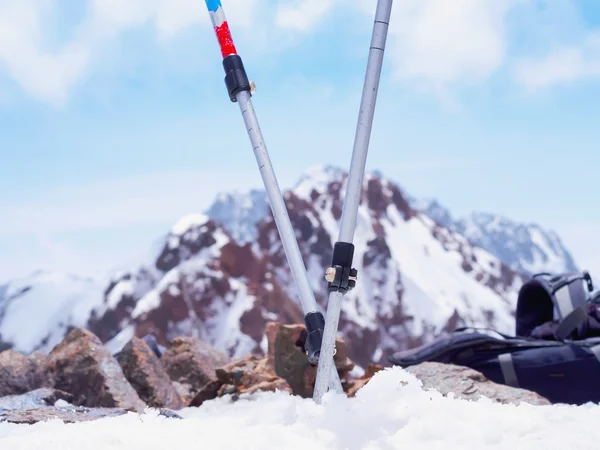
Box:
(0, 388), (74, 412)
(116, 337), (184, 409)
(44, 328), (146, 411)
(220, 356), (291, 396)
(0, 406), (129, 424)
(189, 355), (292, 407)
(265, 322), (355, 398)
(28, 351), (50, 388)
(405, 362), (551, 406)
(188, 379), (223, 407)
(161, 336), (230, 404)
(0, 350), (50, 397)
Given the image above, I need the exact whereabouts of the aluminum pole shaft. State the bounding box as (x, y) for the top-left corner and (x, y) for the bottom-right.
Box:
(237, 90), (343, 393)
(203, 0), (342, 393)
(313, 0), (393, 404)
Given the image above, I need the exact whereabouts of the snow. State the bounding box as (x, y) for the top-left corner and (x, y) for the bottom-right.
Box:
(170, 214), (210, 236)
(382, 211), (515, 336)
(205, 189), (269, 244)
(204, 278), (257, 357)
(132, 267), (182, 319)
(293, 164), (346, 200)
(106, 279), (134, 310)
(103, 325), (135, 354)
(1, 367), (598, 449)
(0, 271), (105, 354)
(415, 199), (578, 275)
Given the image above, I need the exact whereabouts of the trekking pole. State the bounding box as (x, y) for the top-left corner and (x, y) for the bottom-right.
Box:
(313, 0), (393, 404)
(203, 0), (343, 394)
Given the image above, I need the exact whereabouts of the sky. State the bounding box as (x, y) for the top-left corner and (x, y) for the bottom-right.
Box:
(1, 0), (600, 282)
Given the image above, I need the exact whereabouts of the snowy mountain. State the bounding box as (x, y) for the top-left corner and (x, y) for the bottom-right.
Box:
(253, 166), (525, 365)
(417, 199), (578, 275)
(88, 213), (305, 359)
(0, 165), (576, 368)
(0, 271), (106, 353)
(205, 190), (269, 244)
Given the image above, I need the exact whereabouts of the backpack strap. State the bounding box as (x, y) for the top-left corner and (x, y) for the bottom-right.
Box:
(498, 353), (519, 387)
(532, 272), (594, 340)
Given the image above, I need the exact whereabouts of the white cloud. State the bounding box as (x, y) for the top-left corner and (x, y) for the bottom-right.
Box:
(275, 0), (336, 32)
(385, 0), (518, 92)
(514, 32), (600, 91)
(0, 0), (265, 106)
(0, 0), (90, 106)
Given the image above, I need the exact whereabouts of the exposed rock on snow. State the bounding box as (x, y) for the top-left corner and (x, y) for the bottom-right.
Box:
(211, 355), (292, 402)
(160, 336), (230, 405)
(0, 327), (557, 428)
(44, 329), (146, 412)
(0, 350), (49, 397)
(116, 337), (184, 410)
(405, 362), (551, 406)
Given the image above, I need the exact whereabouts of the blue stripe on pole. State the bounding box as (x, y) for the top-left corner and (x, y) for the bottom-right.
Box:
(205, 0), (222, 12)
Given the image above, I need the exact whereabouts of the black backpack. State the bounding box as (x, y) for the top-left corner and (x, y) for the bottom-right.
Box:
(516, 271), (597, 340)
(389, 271), (600, 405)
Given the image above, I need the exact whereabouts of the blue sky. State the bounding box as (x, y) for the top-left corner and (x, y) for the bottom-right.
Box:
(1, 0), (600, 281)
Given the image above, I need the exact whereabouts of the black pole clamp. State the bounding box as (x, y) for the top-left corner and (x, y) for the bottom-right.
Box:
(222, 54), (252, 102)
(325, 242), (357, 294)
(304, 311), (325, 364)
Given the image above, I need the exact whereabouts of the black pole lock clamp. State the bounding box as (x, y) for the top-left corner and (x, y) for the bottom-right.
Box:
(222, 54), (251, 102)
(304, 311), (325, 364)
(326, 242), (357, 294)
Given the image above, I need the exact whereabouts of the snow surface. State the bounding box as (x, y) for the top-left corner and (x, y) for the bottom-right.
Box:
(1, 367), (598, 450)
(0, 271), (105, 353)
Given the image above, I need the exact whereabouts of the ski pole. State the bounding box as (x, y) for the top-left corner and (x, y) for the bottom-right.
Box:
(203, 0), (343, 394)
(313, 0), (393, 404)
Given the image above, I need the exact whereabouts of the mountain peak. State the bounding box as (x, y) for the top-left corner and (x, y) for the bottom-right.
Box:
(415, 198), (578, 275)
(205, 190), (269, 244)
(170, 214), (211, 236)
(293, 164), (347, 200)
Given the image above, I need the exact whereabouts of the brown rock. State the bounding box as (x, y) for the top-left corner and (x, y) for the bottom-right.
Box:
(44, 328), (146, 411)
(190, 355), (293, 407)
(116, 337), (184, 409)
(363, 363), (385, 379)
(161, 336), (230, 404)
(0, 349), (49, 397)
(406, 362), (551, 406)
(189, 379), (223, 407)
(28, 351), (50, 388)
(265, 322), (355, 398)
